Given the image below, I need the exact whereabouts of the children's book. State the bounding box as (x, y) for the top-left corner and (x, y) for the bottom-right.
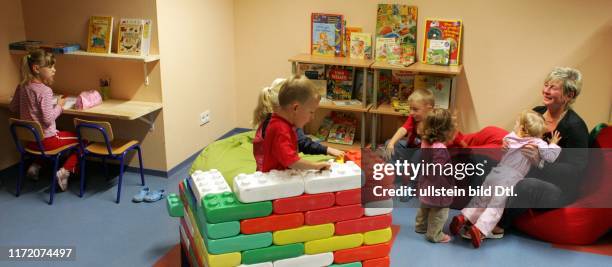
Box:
(422, 19), (463, 65)
(87, 16), (113, 53)
(400, 43), (416, 66)
(349, 32), (371, 60)
(344, 27), (362, 57)
(425, 39), (451, 65)
(327, 113), (358, 145)
(298, 63), (327, 97)
(9, 40), (42, 51)
(314, 116), (334, 141)
(375, 4), (418, 64)
(141, 19), (153, 56)
(117, 18), (144, 55)
(326, 66), (354, 100)
(375, 37), (396, 62)
(311, 13), (344, 57)
(391, 71), (415, 100)
(414, 75), (452, 109)
(353, 68), (373, 103)
(386, 42), (402, 65)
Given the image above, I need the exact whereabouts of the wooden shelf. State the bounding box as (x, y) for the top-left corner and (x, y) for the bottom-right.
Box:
(371, 61), (462, 76)
(370, 103), (410, 117)
(318, 101), (370, 113)
(321, 140), (363, 151)
(289, 53), (373, 68)
(10, 50), (160, 63)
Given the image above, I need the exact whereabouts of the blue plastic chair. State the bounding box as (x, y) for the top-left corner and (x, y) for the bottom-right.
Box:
(74, 118), (145, 203)
(9, 118), (78, 205)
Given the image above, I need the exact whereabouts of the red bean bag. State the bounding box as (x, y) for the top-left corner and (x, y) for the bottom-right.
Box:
(514, 125), (612, 245)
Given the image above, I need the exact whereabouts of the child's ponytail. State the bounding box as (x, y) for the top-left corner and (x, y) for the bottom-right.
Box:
(19, 49), (56, 86)
(251, 78), (286, 128)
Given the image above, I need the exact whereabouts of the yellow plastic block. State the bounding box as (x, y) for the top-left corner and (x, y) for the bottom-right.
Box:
(363, 227), (392, 245)
(304, 233), (363, 254)
(187, 208), (241, 267)
(273, 224), (334, 245)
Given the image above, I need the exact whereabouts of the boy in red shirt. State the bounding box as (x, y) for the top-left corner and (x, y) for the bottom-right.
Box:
(261, 75), (330, 172)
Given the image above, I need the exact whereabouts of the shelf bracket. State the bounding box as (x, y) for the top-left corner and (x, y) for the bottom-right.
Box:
(138, 113), (155, 132)
(144, 62), (150, 86)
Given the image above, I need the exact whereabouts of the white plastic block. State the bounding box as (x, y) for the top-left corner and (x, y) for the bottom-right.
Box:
(239, 262), (273, 267)
(304, 161), (361, 194)
(273, 252), (333, 267)
(189, 169), (231, 206)
(364, 198), (393, 216)
(233, 170), (304, 203)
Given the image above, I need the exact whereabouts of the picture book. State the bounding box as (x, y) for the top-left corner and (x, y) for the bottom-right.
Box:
(344, 27), (362, 57)
(298, 63), (327, 97)
(375, 37), (396, 62)
(386, 42), (402, 65)
(311, 13), (344, 57)
(87, 16), (113, 53)
(377, 70), (393, 104)
(314, 116), (334, 141)
(414, 75), (451, 109)
(349, 32), (371, 59)
(400, 43), (416, 66)
(425, 39), (451, 65)
(327, 113), (358, 145)
(10, 41), (80, 54)
(391, 71), (415, 100)
(422, 19), (463, 65)
(376, 4), (418, 64)
(326, 66), (354, 100)
(141, 19), (153, 56)
(9, 40), (42, 51)
(353, 68), (373, 103)
(117, 18), (144, 55)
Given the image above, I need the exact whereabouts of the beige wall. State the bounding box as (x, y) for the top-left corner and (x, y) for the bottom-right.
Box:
(156, 0), (237, 169)
(0, 0), (26, 170)
(234, 0), (612, 134)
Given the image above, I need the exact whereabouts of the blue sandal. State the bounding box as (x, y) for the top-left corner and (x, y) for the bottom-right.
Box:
(132, 187), (150, 203)
(144, 189), (166, 203)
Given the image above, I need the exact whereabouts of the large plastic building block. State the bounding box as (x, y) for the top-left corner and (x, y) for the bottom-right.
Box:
(273, 224), (334, 245)
(238, 262), (273, 267)
(335, 189), (362, 206)
(333, 243), (391, 264)
(329, 263), (362, 267)
(167, 193), (184, 217)
(304, 161), (362, 194)
(204, 232), (273, 254)
(304, 233), (364, 254)
(363, 227), (392, 245)
(202, 192), (272, 223)
(182, 180), (241, 239)
(362, 256), (390, 267)
(305, 204), (364, 225)
(364, 199), (393, 217)
(273, 252), (334, 267)
(181, 217), (241, 267)
(241, 213), (304, 234)
(233, 170), (304, 203)
(335, 214), (392, 235)
(241, 243), (304, 265)
(189, 169), (231, 207)
(273, 193), (335, 214)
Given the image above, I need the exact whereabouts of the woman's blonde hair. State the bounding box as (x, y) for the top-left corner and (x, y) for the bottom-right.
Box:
(251, 78), (286, 127)
(517, 110), (546, 138)
(419, 108), (456, 144)
(20, 49), (55, 86)
(544, 67), (582, 106)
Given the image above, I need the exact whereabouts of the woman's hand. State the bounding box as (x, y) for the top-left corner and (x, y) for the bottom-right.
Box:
(521, 143), (541, 166)
(550, 130), (562, 145)
(327, 147), (345, 158)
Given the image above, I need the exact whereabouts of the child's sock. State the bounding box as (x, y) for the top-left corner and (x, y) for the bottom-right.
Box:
(26, 163), (41, 181)
(56, 168), (70, 191)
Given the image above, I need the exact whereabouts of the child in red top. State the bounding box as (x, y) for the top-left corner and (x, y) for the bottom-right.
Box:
(9, 50), (79, 191)
(261, 76), (330, 172)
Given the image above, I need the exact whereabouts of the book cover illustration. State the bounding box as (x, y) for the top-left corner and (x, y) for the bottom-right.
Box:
(391, 70), (415, 101)
(353, 68), (373, 103)
(314, 116), (334, 142)
(87, 16), (113, 53)
(375, 4), (418, 63)
(344, 27), (362, 57)
(327, 113), (358, 145)
(117, 18), (144, 55)
(386, 42), (402, 65)
(349, 32), (371, 60)
(141, 19), (152, 56)
(326, 66), (355, 100)
(298, 63), (327, 97)
(422, 19), (463, 65)
(400, 43), (416, 65)
(414, 75), (451, 109)
(425, 39), (451, 65)
(375, 37), (396, 62)
(311, 13), (344, 57)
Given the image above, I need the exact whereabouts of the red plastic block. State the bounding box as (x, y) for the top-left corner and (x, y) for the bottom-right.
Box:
(335, 189), (362, 206)
(273, 193), (335, 214)
(335, 214), (392, 235)
(363, 256), (390, 267)
(180, 218), (205, 267)
(305, 204), (364, 225)
(333, 243), (391, 264)
(241, 213), (304, 234)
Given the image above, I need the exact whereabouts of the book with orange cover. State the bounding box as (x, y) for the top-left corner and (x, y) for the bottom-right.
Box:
(422, 19), (463, 65)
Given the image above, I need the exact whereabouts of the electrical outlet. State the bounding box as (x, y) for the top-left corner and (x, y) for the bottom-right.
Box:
(200, 110), (211, 125)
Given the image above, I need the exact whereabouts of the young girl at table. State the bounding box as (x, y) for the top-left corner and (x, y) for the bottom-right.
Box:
(9, 49), (79, 191)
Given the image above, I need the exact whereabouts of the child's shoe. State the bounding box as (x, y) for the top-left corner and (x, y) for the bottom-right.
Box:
(450, 214), (466, 235)
(56, 168), (70, 191)
(468, 225), (484, 248)
(27, 163), (41, 181)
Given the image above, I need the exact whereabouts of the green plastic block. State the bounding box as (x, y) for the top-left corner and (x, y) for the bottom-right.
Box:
(330, 263), (363, 267)
(166, 193), (184, 217)
(204, 232), (272, 254)
(183, 180), (240, 239)
(241, 243), (304, 265)
(202, 192), (272, 223)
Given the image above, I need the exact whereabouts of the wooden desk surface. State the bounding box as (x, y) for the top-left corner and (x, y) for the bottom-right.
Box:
(0, 96), (162, 120)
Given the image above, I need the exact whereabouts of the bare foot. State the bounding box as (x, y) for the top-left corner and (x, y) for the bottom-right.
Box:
(439, 234), (452, 243)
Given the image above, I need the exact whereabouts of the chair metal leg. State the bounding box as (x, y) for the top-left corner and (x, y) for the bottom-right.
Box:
(79, 155), (86, 198)
(16, 155), (25, 197)
(136, 146), (145, 186)
(116, 154), (127, 204)
(50, 155), (60, 205)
